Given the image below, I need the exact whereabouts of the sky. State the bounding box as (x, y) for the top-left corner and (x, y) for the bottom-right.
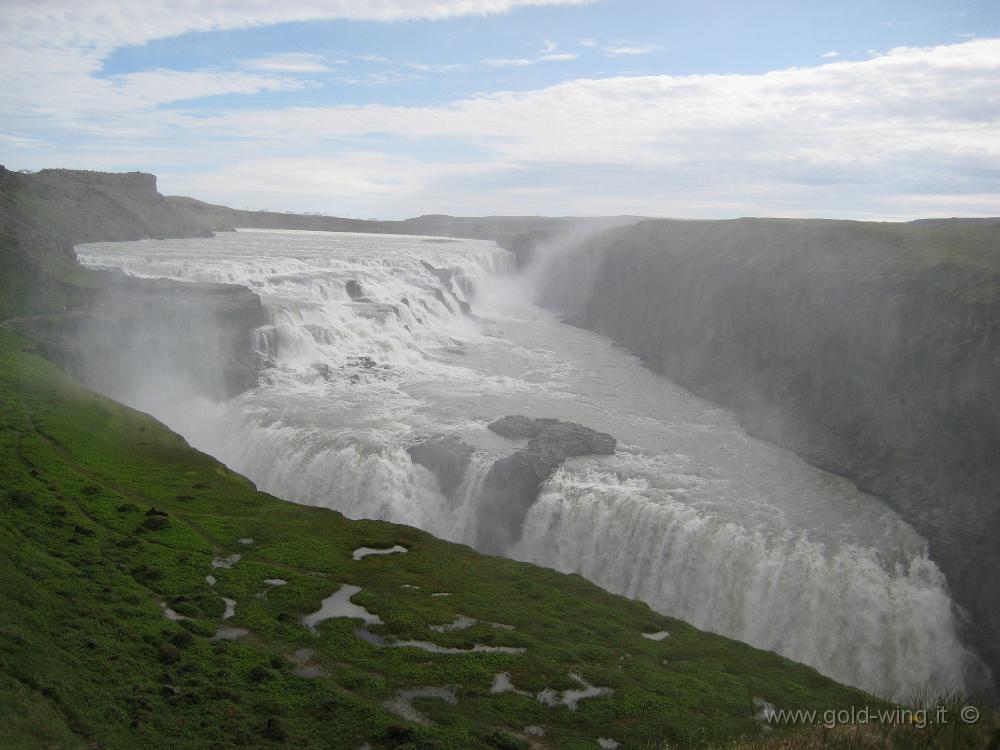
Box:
(1, 0), (999, 220)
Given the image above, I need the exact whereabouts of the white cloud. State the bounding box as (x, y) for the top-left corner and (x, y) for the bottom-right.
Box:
(1, 1), (592, 53)
(481, 58), (535, 67)
(163, 154), (516, 216)
(331, 71), (425, 85)
(242, 52), (340, 73)
(0, 0), (587, 146)
(161, 39), (1000, 217)
(112, 69), (313, 104)
(403, 61), (471, 72)
(0, 133), (47, 149)
(358, 55), (471, 73)
(603, 44), (658, 57)
(821, 50), (840, 59)
(481, 51), (576, 66)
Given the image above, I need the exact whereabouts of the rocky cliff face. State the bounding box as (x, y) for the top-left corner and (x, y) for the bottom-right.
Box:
(0, 167), (263, 399)
(533, 217), (1000, 688)
(46, 273), (264, 402)
(24, 168), (227, 242)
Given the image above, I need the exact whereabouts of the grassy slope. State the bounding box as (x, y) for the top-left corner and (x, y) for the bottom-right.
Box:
(0, 330), (874, 749)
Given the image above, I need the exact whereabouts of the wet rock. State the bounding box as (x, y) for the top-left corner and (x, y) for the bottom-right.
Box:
(312, 363), (332, 380)
(477, 416), (615, 553)
(488, 416), (616, 456)
(352, 301), (399, 321)
(408, 436), (474, 499)
(345, 279), (364, 299)
(420, 260), (454, 286)
(347, 355), (377, 369)
(488, 415), (543, 439)
(411, 418), (615, 553)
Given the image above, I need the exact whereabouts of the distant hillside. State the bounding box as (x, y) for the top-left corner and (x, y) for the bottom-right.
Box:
(910, 217), (1000, 226)
(166, 193), (640, 248)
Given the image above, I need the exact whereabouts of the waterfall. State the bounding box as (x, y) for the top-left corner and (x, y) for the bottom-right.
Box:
(75, 228), (976, 695)
(511, 467), (970, 694)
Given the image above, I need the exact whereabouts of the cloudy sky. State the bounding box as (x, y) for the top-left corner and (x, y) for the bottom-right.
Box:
(2, 0), (998, 219)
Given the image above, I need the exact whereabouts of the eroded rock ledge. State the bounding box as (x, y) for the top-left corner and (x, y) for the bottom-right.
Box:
(410, 416), (616, 553)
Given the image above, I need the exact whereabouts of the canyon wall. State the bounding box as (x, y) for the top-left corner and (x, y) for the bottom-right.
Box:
(0, 167), (263, 398)
(532, 217), (1000, 687)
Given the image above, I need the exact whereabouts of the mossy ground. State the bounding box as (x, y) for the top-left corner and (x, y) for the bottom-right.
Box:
(0, 330), (882, 749)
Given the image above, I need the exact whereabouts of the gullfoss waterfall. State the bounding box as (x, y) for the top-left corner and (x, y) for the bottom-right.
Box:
(76, 229), (973, 695)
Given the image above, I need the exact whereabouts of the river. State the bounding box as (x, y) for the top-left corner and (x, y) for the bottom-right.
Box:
(76, 228), (971, 695)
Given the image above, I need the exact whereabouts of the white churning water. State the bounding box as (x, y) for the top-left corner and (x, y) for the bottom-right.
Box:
(77, 228), (973, 694)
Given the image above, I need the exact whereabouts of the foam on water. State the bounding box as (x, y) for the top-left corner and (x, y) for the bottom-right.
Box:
(76, 228), (975, 694)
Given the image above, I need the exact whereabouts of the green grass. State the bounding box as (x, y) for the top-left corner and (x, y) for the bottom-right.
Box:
(0, 330), (877, 748)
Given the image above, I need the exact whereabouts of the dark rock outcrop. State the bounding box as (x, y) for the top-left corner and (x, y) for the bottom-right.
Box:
(408, 436), (474, 500)
(489, 415), (616, 455)
(476, 417), (615, 553)
(345, 279), (364, 300)
(410, 418), (615, 554)
(532, 217), (1000, 688)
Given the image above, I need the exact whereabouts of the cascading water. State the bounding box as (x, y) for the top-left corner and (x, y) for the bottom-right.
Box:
(76, 228), (975, 695)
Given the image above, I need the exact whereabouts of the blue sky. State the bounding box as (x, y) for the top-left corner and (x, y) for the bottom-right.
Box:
(2, 1), (999, 219)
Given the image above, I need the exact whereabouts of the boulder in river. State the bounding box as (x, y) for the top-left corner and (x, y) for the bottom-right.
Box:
(409, 417), (615, 554)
